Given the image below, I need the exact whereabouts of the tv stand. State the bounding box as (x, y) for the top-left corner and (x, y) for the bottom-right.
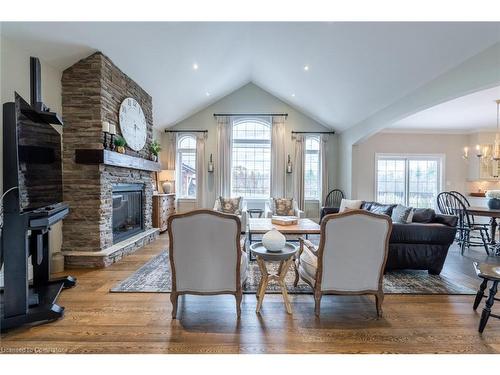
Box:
(1, 204), (76, 332)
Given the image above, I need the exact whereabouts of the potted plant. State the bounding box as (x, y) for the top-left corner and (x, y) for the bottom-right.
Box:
(114, 136), (127, 154)
(485, 190), (500, 209)
(150, 140), (161, 162)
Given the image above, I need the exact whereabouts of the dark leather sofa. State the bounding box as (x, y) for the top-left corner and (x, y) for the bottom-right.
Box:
(320, 202), (458, 275)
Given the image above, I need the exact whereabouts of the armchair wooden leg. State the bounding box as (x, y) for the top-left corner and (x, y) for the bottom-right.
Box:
(314, 291), (322, 317)
(170, 292), (179, 319)
(375, 292), (384, 318)
(293, 260), (300, 287)
(235, 292), (242, 318)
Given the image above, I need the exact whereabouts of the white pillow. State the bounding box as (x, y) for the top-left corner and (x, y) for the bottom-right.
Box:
(339, 199), (363, 213)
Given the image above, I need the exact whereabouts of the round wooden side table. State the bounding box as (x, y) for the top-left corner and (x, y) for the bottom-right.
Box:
(249, 242), (298, 314)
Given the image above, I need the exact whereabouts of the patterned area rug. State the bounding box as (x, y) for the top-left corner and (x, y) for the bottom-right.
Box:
(110, 251), (476, 295)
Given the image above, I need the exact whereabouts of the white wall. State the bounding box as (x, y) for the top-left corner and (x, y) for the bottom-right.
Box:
(162, 83), (338, 218)
(352, 132), (469, 202)
(1, 35), (64, 282)
(338, 42), (500, 198)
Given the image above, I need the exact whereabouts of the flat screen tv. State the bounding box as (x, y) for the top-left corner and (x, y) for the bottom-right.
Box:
(14, 93), (63, 213)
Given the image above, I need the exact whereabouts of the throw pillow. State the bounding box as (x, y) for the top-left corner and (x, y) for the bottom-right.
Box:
(219, 196), (242, 215)
(339, 198), (363, 213)
(391, 204), (414, 224)
(412, 208), (436, 223)
(273, 198), (295, 216)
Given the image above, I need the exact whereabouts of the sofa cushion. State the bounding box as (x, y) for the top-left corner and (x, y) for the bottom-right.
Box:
(361, 201), (396, 216)
(412, 208), (436, 223)
(219, 196), (242, 215)
(273, 198), (295, 216)
(339, 199), (363, 213)
(390, 223), (457, 245)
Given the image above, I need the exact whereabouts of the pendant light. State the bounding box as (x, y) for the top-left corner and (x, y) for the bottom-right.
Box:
(493, 100), (500, 161)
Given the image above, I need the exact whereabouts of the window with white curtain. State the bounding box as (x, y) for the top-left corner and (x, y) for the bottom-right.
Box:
(375, 154), (442, 208)
(304, 136), (321, 200)
(231, 117), (271, 198)
(176, 135), (197, 199)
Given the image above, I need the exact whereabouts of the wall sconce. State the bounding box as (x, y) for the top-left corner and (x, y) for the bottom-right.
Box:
(476, 144), (483, 158)
(286, 154), (293, 173)
(208, 153), (214, 173)
(462, 146), (469, 160)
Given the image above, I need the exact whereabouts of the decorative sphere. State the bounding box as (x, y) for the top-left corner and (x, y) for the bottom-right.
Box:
(262, 228), (286, 252)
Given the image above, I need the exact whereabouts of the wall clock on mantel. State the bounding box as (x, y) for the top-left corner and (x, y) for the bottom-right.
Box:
(119, 97), (147, 152)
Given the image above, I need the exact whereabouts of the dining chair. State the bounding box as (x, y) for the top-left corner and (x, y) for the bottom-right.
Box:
(450, 190), (490, 242)
(167, 209), (248, 319)
(436, 192), (490, 255)
(294, 210), (392, 317)
(324, 189), (345, 209)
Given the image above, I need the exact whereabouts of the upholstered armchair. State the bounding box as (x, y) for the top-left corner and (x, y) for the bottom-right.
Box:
(264, 198), (305, 218)
(167, 210), (248, 319)
(214, 196), (247, 232)
(294, 210), (392, 317)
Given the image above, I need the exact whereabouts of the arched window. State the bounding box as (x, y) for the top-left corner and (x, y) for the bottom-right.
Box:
(304, 136), (320, 200)
(231, 118), (271, 198)
(177, 135), (197, 199)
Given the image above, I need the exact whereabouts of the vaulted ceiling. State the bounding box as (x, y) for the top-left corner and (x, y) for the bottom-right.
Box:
(2, 22), (500, 131)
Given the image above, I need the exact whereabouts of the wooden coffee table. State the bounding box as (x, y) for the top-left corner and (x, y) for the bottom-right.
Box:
(247, 218), (320, 243)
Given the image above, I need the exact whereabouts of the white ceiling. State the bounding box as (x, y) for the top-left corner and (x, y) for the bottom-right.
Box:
(390, 85), (500, 132)
(2, 22), (500, 130)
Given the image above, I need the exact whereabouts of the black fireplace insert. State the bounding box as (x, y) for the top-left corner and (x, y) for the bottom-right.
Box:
(112, 183), (144, 243)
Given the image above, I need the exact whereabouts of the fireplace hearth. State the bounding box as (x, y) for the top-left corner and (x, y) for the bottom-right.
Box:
(112, 184), (144, 243)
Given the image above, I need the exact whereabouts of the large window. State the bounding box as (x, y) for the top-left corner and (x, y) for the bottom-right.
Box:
(304, 136), (321, 200)
(231, 118), (271, 198)
(376, 154), (442, 208)
(177, 135), (196, 199)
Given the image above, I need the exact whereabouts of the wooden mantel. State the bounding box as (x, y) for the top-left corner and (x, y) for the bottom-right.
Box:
(75, 149), (161, 172)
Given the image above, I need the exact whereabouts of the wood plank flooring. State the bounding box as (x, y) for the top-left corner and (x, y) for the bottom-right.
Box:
(2, 233), (500, 354)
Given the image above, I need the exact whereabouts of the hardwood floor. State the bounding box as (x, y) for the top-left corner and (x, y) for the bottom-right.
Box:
(2, 233), (500, 354)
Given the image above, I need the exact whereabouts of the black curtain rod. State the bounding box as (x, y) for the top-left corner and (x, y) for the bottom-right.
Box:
(164, 129), (208, 133)
(213, 113), (288, 117)
(291, 131), (335, 134)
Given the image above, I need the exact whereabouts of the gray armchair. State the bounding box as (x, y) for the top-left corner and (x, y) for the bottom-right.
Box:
(214, 197), (247, 231)
(264, 198), (305, 219)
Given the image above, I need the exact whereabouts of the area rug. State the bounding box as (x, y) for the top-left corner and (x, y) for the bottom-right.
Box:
(110, 251), (476, 295)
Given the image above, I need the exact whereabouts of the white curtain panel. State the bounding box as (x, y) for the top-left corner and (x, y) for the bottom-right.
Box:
(270, 115), (287, 198)
(293, 134), (305, 210)
(195, 133), (207, 208)
(215, 116), (232, 198)
(320, 134), (330, 205)
(164, 132), (177, 170)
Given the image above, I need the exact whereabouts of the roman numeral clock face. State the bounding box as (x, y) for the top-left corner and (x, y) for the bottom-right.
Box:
(119, 98), (147, 152)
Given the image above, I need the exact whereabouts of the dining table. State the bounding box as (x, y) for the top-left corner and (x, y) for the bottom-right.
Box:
(467, 206), (500, 254)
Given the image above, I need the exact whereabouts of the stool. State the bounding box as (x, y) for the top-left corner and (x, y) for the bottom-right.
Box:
(473, 262), (500, 333)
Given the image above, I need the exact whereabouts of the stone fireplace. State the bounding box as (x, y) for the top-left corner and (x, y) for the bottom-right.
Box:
(61, 52), (159, 268)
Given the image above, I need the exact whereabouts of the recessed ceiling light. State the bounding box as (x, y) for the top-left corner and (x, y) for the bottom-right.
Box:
(205, 92), (210, 97)
(192, 63), (199, 70)
(303, 65), (309, 71)
(291, 93), (296, 97)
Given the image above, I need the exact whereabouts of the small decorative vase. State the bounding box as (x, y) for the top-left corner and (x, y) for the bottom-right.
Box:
(152, 155), (158, 162)
(488, 198), (500, 209)
(116, 146), (125, 154)
(262, 228), (286, 252)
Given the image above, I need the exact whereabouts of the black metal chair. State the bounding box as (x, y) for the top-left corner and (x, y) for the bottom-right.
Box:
(436, 192), (490, 255)
(324, 189), (344, 209)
